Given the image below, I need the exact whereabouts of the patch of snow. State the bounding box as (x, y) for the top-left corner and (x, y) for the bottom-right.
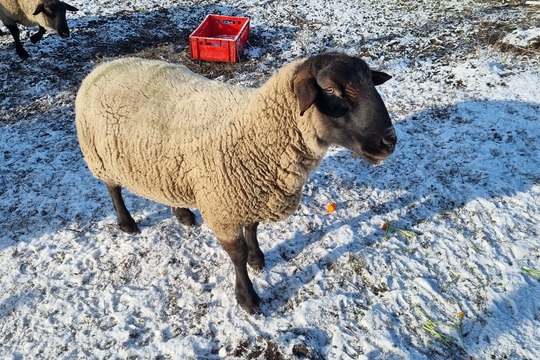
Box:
(1, 0), (540, 359)
(502, 27), (540, 48)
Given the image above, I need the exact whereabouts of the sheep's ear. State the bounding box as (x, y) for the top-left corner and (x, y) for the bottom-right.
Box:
(371, 70), (392, 86)
(63, 2), (79, 12)
(293, 73), (318, 116)
(33, 4), (45, 15)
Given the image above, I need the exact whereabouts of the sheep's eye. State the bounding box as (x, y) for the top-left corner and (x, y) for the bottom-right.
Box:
(323, 87), (335, 95)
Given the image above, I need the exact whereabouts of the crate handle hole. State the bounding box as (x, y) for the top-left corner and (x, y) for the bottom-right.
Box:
(204, 41), (226, 47)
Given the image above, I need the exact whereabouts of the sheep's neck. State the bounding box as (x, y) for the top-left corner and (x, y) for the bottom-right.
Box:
(216, 73), (326, 221)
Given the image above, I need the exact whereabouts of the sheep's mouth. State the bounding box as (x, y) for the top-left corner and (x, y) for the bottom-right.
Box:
(358, 151), (390, 166)
(354, 134), (396, 166)
(357, 146), (395, 166)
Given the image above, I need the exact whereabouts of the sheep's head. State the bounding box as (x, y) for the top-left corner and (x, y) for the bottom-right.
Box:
(33, 0), (78, 38)
(293, 53), (397, 165)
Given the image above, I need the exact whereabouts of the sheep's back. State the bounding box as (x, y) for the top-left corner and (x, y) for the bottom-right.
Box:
(75, 58), (251, 207)
(0, 0), (41, 27)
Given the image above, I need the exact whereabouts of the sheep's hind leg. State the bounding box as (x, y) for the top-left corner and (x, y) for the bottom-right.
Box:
(245, 222), (265, 271)
(218, 232), (261, 314)
(173, 207), (196, 226)
(106, 183), (140, 233)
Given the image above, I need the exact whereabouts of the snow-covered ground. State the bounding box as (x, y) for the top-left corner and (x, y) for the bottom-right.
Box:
(1, 1), (539, 359)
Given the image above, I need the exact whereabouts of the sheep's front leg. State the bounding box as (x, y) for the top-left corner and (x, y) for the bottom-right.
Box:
(5, 25), (29, 59)
(218, 231), (261, 314)
(30, 26), (46, 43)
(245, 222), (265, 271)
(106, 183), (140, 233)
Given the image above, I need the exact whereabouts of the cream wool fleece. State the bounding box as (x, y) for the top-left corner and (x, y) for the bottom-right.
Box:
(0, 0), (46, 27)
(75, 58), (329, 240)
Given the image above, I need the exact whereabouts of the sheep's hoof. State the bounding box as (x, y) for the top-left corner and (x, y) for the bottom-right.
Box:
(30, 34), (43, 43)
(248, 251), (265, 272)
(237, 290), (261, 314)
(173, 207), (196, 227)
(16, 47), (29, 59)
(119, 220), (140, 234)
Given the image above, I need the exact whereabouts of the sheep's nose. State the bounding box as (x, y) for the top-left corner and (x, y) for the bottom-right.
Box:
(57, 27), (70, 38)
(381, 129), (397, 151)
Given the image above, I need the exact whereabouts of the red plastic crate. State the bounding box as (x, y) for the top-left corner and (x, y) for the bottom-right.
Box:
(189, 14), (250, 63)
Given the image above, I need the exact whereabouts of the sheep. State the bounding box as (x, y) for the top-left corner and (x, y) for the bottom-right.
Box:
(75, 52), (397, 314)
(0, 0), (78, 58)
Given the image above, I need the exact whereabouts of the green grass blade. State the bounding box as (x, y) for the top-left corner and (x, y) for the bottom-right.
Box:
(522, 267), (540, 280)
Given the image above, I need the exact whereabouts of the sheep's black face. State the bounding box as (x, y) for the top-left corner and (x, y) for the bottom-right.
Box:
(33, 0), (78, 38)
(293, 53), (397, 165)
